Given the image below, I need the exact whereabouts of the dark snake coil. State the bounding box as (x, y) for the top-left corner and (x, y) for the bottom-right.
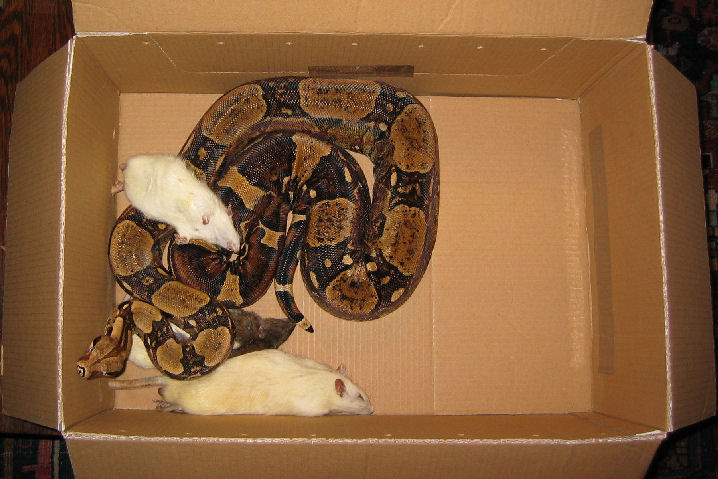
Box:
(78, 77), (439, 380)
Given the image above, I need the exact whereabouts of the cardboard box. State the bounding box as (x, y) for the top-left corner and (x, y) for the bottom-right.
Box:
(3, 1), (715, 477)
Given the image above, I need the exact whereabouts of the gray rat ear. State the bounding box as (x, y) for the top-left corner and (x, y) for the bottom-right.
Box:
(335, 378), (346, 398)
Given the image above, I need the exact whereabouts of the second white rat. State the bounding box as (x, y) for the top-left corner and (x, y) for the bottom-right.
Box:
(116, 154), (241, 252)
(109, 348), (374, 416)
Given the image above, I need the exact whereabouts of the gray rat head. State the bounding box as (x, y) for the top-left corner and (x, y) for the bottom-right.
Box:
(229, 309), (295, 355)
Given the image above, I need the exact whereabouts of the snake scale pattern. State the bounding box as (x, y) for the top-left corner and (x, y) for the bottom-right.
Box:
(77, 77), (439, 380)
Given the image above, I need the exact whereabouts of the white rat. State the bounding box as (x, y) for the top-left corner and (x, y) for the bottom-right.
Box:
(115, 154), (241, 252)
(109, 348), (374, 417)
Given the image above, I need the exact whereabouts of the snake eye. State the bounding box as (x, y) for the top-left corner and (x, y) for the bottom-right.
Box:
(77, 365), (86, 377)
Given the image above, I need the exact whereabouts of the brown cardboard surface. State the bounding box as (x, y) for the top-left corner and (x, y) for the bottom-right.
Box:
(582, 46), (670, 430)
(60, 39), (120, 430)
(65, 414), (663, 479)
(76, 34), (639, 99)
(649, 50), (717, 429)
(155, 35), (578, 79)
(72, 0), (653, 39)
(65, 438), (662, 479)
(3, 44), (71, 430)
(430, 96), (590, 414)
(68, 410), (660, 440)
(66, 412), (663, 478)
(107, 94), (590, 415)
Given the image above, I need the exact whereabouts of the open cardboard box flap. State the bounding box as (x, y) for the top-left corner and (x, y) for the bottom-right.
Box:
(2, 1), (715, 477)
(72, 0), (653, 39)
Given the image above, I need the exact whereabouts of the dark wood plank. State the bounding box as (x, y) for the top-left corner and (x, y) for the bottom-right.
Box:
(0, 0), (74, 436)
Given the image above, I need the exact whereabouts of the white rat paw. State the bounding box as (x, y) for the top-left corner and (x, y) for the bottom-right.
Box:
(111, 179), (124, 195)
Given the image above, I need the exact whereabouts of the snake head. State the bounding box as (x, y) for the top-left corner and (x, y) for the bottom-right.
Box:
(76, 334), (131, 380)
(77, 303), (135, 379)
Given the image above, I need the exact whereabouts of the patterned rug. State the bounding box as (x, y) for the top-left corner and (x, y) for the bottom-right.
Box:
(0, 439), (72, 479)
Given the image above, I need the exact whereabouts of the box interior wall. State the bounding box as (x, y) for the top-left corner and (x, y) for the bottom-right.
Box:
(2, 28), (714, 477)
(61, 34), (674, 425)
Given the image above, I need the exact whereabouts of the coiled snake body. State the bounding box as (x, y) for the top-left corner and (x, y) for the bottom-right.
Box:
(77, 77), (439, 380)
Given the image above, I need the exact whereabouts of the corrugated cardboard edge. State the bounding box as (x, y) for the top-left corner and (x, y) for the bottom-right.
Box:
(71, 0), (653, 40)
(55, 40), (75, 435)
(65, 430), (665, 445)
(648, 47), (717, 431)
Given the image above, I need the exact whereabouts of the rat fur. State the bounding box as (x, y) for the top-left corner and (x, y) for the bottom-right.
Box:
(110, 349), (374, 416)
(117, 154), (241, 252)
(228, 309), (296, 356)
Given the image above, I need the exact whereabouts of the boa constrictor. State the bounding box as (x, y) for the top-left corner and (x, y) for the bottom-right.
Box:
(77, 77), (439, 380)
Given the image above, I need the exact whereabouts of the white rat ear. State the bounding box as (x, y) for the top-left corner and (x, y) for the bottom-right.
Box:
(202, 214), (210, 225)
(335, 378), (346, 398)
(336, 363), (347, 375)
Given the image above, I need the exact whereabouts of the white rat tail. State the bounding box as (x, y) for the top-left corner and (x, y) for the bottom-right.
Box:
(107, 375), (164, 390)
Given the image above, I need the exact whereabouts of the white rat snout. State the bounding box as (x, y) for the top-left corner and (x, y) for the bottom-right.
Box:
(187, 209), (241, 253)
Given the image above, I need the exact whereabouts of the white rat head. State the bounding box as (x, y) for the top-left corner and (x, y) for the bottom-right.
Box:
(121, 154), (242, 253)
(184, 204), (241, 253)
(328, 376), (374, 415)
